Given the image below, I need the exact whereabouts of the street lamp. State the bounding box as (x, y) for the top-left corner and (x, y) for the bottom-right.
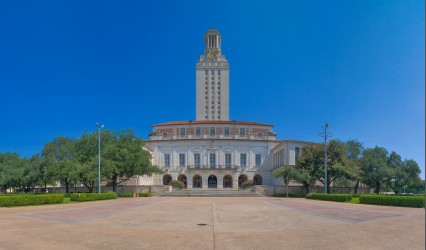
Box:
(320, 122), (332, 194)
(96, 122), (104, 193)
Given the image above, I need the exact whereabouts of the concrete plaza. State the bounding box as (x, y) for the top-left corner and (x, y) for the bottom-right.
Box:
(0, 197), (424, 250)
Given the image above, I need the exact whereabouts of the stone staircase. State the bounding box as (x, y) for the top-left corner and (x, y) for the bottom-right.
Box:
(163, 189), (263, 197)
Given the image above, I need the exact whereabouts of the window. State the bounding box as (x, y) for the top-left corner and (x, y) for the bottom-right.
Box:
(164, 154), (170, 167)
(218, 116), (220, 119)
(205, 116), (208, 119)
(255, 154), (261, 167)
(196, 127), (201, 137)
(257, 133), (263, 138)
(194, 154), (200, 168)
(239, 128), (245, 136)
(210, 127), (215, 136)
(179, 154), (185, 166)
(295, 147), (300, 160)
(240, 154), (247, 166)
(218, 70), (221, 75)
(205, 70), (208, 74)
(224, 127), (230, 136)
(225, 153), (232, 168)
(162, 132), (168, 136)
(210, 154), (216, 168)
(180, 128), (186, 137)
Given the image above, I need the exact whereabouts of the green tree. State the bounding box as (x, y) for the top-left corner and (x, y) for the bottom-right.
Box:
(274, 165), (300, 197)
(0, 153), (23, 193)
(345, 140), (363, 193)
(42, 137), (79, 193)
(298, 140), (357, 193)
(31, 154), (56, 191)
(101, 129), (162, 192)
(360, 147), (394, 194)
(75, 131), (99, 192)
(388, 155), (421, 194)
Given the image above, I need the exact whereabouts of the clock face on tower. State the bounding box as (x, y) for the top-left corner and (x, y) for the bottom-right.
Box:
(207, 49), (219, 60)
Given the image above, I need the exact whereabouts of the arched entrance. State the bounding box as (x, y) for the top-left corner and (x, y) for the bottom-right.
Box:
(208, 175), (217, 188)
(178, 174), (187, 189)
(238, 175), (248, 188)
(253, 175), (262, 185)
(193, 175), (202, 188)
(163, 175), (172, 185)
(223, 175), (233, 188)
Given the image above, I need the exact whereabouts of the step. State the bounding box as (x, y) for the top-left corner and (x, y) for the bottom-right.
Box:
(163, 189), (263, 197)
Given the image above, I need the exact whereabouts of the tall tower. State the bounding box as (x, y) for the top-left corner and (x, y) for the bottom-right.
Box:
(196, 29), (230, 121)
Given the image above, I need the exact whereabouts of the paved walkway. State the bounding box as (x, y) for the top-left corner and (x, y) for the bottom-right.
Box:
(0, 197), (424, 250)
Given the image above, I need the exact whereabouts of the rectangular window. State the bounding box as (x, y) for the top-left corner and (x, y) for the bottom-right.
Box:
(224, 127), (230, 136)
(196, 127), (201, 137)
(225, 153), (232, 168)
(179, 154), (185, 166)
(164, 154), (170, 167)
(180, 128), (185, 136)
(295, 147), (300, 160)
(210, 154), (216, 168)
(255, 154), (261, 167)
(257, 133), (263, 138)
(239, 128), (245, 136)
(240, 153), (247, 166)
(194, 153), (200, 168)
(210, 127), (215, 136)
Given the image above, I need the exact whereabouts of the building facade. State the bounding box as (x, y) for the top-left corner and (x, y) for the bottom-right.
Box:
(146, 29), (306, 189)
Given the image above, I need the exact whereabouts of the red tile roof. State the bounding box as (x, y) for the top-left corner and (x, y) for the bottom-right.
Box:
(152, 120), (273, 127)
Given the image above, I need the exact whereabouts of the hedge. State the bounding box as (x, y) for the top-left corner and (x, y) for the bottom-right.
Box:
(118, 192), (133, 197)
(306, 193), (352, 202)
(138, 192), (152, 197)
(70, 192), (118, 202)
(359, 195), (425, 208)
(0, 194), (64, 207)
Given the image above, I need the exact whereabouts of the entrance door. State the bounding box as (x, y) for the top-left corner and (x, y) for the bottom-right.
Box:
(193, 175), (202, 188)
(223, 175), (233, 188)
(208, 175), (217, 188)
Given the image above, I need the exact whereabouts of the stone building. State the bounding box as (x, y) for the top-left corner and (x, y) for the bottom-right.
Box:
(144, 29), (306, 190)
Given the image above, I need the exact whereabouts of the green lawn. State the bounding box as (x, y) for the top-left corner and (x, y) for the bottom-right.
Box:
(62, 197), (76, 204)
(346, 197), (360, 204)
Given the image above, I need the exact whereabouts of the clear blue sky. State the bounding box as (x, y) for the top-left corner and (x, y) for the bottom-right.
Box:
(0, 1), (424, 177)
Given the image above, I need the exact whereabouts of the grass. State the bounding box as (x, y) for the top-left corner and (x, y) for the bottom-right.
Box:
(346, 197), (360, 204)
(62, 197), (76, 204)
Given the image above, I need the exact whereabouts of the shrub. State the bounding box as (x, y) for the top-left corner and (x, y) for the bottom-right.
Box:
(70, 192), (118, 202)
(306, 193), (352, 202)
(0, 194), (64, 207)
(241, 180), (253, 189)
(117, 192), (133, 197)
(289, 193), (306, 198)
(64, 193), (71, 198)
(352, 194), (362, 198)
(171, 180), (185, 189)
(138, 192), (152, 197)
(359, 195), (425, 208)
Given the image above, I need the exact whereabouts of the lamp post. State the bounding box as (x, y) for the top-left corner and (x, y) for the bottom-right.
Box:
(320, 122), (332, 194)
(96, 122), (104, 193)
